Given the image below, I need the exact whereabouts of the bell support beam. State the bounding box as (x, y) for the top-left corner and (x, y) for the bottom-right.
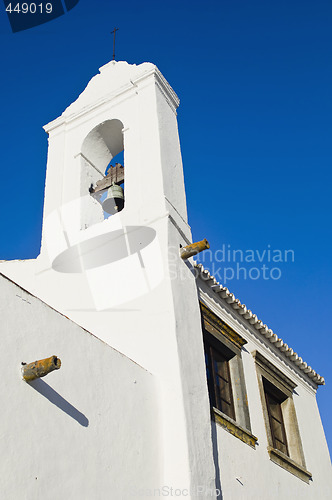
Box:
(90, 163), (124, 194)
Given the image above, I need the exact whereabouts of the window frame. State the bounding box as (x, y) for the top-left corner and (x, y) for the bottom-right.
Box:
(201, 302), (257, 448)
(253, 350), (312, 483)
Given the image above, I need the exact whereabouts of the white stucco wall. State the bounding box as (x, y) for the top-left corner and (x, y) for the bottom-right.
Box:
(198, 277), (332, 500)
(0, 61), (218, 498)
(0, 274), (160, 500)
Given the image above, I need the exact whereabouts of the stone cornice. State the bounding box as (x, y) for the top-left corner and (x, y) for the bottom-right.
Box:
(200, 301), (247, 350)
(253, 349), (297, 396)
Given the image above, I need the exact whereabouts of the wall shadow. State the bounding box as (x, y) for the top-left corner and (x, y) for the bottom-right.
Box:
(211, 420), (223, 499)
(29, 378), (89, 427)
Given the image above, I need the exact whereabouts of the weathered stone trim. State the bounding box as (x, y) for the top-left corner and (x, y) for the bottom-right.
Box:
(200, 302), (247, 350)
(268, 446), (312, 483)
(213, 408), (258, 449)
(253, 350), (308, 475)
(252, 350), (297, 397)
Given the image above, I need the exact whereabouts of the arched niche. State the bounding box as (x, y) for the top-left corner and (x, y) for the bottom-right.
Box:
(82, 119), (124, 172)
(80, 119), (125, 229)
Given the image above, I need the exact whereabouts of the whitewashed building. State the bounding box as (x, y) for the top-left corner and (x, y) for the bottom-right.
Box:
(0, 60), (331, 500)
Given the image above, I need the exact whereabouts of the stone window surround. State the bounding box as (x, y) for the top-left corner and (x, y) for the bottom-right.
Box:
(201, 302), (257, 448)
(253, 350), (312, 483)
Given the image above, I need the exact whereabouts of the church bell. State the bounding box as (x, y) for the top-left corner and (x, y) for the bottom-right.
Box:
(102, 184), (124, 214)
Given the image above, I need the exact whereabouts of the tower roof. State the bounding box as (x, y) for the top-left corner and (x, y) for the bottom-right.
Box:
(44, 60), (179, 133)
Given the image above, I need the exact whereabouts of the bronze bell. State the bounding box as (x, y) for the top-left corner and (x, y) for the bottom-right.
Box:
(102, 184), (124, 214)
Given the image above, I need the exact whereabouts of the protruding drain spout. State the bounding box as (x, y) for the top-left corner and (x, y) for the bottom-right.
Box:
(180, 239), (210, 260)
(22, 356), (62, 381)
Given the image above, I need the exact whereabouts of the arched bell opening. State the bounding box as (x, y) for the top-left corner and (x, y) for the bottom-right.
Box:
(80, 119), (125, 228)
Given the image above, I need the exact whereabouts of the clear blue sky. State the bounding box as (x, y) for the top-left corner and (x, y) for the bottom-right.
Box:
(0, 0), (331, 453)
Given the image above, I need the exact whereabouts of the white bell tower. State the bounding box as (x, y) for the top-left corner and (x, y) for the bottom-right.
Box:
(0, 61), (217, 497)
(36, 60), (192, 313)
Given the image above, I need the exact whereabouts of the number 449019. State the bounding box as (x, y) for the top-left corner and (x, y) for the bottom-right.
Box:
(5, 3), (53, 14)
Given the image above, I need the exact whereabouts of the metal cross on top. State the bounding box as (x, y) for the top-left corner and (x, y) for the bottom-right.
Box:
(111, 28), (119, 61)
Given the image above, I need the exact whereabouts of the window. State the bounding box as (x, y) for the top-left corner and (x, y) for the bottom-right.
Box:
(253, 350), (312, 483)
(201, 302), (257, 448)
(205, 340), (235, 420)
(264, 379), (289, 456)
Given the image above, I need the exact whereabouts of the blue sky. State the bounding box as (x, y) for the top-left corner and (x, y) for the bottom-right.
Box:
(0, 0), (331, 452)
